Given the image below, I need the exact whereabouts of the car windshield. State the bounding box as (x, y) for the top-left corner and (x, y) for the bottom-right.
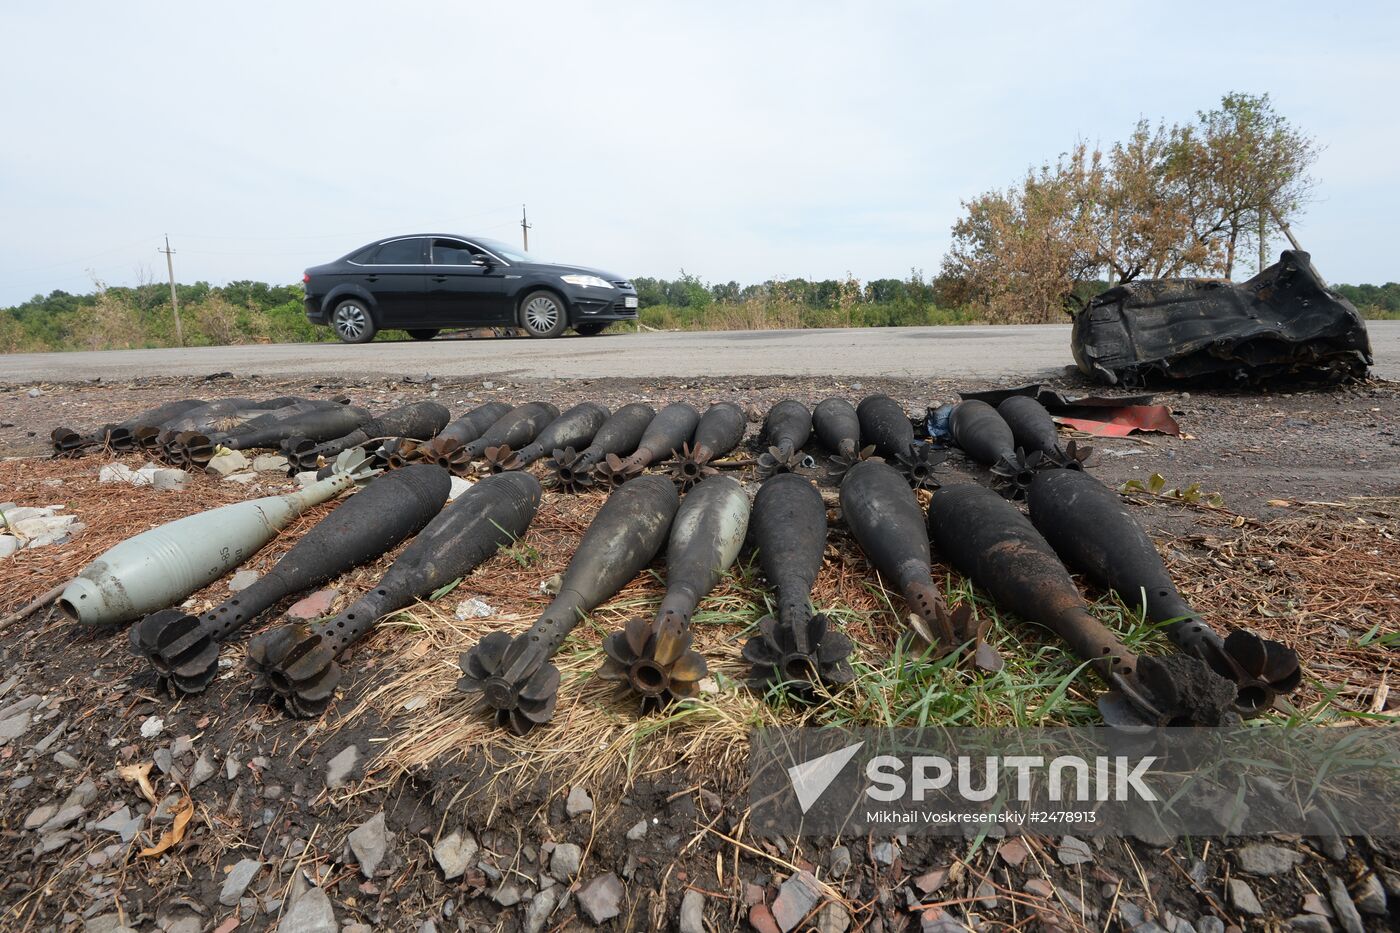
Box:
(473, 237), (535, 263)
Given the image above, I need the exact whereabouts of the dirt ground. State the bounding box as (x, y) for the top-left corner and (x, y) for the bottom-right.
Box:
(0, 369), (1396, 933)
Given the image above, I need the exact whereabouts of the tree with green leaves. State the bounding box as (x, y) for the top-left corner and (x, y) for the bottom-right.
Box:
(1172, 92), (1317, 279)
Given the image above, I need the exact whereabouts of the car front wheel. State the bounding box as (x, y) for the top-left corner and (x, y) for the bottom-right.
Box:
(518, 290), (569, 338)
(331, 299), (377, 344)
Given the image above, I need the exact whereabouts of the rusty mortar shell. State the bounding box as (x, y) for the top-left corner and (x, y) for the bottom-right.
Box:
(484, 402), (609, 473)
(53, 398), (207, 457)
(948, 399), (1042, 499)
(600, 474), (750, 710)
(545, 402), (656, 491)
(1026, 468), (1299, 715)
(741, 473), (853, 694)
(130, 464), (452, 695)
(755, 399), (814, 478)
(415, 401), (514, 469)
(437, 402), (559, 475)
(839, 459), (962, 651)
(457, 474), (678, 733)
(856, 394), (945, 490)
(813, 397), (875, 480)
(928, 482), (1238, 727)
(248, 471), (542, 718)
(668, 402), (746, 491)
(998, 395), (1091, 469)
(283, 401), (451, 473)
(594, 402), (698, 488)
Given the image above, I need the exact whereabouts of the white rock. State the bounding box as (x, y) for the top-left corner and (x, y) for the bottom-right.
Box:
(432, 831), (479, 881)
(455, 597), (495, 620)
(139, 716), (164, 739)
(228, 570), (259, 592)
(99, 464), (142, 485)
(566, 785), (594, 819)
(219, 858), (262, 906)
(205, 450), (250, 477)
(252, 454), (289, 472)
(325, 745), (360, 789)
(280, 886), (337, 933)
(151, 469), (189, 491)
(347, 811), (391, 879)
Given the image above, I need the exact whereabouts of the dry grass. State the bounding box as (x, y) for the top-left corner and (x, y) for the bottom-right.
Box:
(336, 489), (890, 800)
(1162, 495), (1400, 716)
(0, 455), (280, 615)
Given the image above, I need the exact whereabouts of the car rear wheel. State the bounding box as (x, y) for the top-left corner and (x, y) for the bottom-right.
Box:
(407, 329), (440, 341)
(575, 322), (611, 336)
(331, 299), (377, 344)
(518, 290), (569, 338)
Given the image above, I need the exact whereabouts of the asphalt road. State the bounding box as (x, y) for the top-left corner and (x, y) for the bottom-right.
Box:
(2, 322), (1397, 383)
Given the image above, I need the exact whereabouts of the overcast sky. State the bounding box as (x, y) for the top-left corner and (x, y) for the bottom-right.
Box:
(1, 2), (1396, 306)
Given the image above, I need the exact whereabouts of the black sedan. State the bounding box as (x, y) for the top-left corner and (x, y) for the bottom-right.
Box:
(302, 234), (639, 342)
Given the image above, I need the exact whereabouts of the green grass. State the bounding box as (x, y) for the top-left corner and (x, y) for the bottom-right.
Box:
(550, 559), (1381, 736)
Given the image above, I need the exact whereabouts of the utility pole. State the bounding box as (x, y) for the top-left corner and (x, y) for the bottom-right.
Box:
(158, 235), (185, 347)
(520, 204), (531, 252)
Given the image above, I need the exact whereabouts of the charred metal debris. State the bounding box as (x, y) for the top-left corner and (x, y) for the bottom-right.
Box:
(1072, 250), (1373, 387)
(45, 390), (1304, 730)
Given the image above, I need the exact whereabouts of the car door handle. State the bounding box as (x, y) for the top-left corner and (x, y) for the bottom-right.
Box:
(430, 275), (448, 283)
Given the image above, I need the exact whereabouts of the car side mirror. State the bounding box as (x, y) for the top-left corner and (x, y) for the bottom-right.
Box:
(471, 254), (491, 267)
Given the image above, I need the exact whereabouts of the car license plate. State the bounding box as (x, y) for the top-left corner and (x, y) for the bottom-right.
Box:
(624, 296), (638, 309)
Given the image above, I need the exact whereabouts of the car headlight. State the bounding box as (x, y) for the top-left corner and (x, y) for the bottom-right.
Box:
(560, 274), (613, 289)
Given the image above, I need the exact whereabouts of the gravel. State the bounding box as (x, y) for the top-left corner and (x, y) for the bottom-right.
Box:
(679, 889), (705, 933)
(575, 872), (623, 924)
(1228, 879), (1264, 916)
(550, 842), (581, 881)
(280, 886), (337, 933)
(324, 745), (360, 789)
(565, 784), (594, 819)
(1235, 842), (1304, 876)
(1326, 874), (1364, 933)
(347, 811), (390, 879)
(772, 870), (822, 932)
(218, 858), (261, 906)
(431, 830), (477, 881)
(522, 887), (558, 933)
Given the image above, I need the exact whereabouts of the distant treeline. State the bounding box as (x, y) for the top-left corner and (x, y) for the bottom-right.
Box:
(1, 273), (1395, 352)
(1334, 281), (1400, 316)
(0, 281), (331, 353)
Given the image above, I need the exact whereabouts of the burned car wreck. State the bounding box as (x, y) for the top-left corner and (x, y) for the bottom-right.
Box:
(1072, 250), (1373, 386)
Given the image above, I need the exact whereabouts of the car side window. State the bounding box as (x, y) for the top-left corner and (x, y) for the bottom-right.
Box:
(431, 239), (479, 266)
(370, 239), (425, 264)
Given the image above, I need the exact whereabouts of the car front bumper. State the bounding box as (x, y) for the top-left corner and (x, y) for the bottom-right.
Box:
(567, 289), (640, 322)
